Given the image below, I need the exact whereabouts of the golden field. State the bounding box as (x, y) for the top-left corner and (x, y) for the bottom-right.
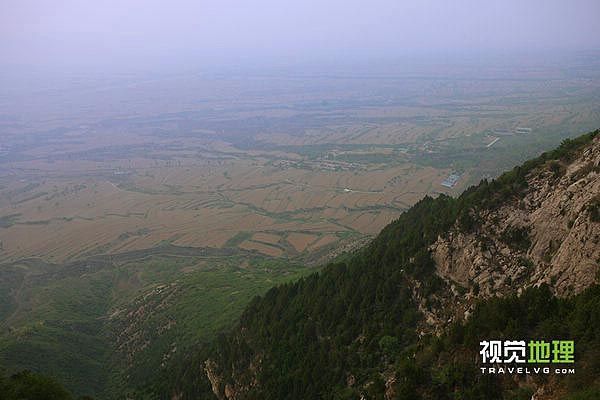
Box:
(1, 65), (599, 263)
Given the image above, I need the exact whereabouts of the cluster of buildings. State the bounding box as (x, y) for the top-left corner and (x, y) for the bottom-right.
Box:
(441, 173), (461, 188)
(492, 126), (532, 136)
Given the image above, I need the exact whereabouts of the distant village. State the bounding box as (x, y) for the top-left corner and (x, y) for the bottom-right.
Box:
(272, 158), (362, 171)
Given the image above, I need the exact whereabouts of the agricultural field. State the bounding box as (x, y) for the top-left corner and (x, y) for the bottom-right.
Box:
(2, 59), (600, 264)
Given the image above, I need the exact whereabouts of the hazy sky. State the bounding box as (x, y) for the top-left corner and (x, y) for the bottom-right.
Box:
(2, 0), (600, 72)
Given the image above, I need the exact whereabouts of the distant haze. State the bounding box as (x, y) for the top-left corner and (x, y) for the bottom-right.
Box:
(2, 0), (600, 73)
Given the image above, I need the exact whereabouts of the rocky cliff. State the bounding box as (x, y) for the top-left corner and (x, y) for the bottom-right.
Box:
(428, 133), (600, 330)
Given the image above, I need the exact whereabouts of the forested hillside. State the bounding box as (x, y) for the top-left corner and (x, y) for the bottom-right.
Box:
(162, 130), (599, 400)
(0, 369), (74, 400)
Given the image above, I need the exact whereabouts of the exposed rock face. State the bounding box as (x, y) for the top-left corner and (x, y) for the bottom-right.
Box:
(110, 283), (179, 366)
(431, 135), (600, 326)
(205, 350), (262, 400)
(205, 359), (228, 400)
(205, 359), (241, 400)
(384, 375), (397, 400)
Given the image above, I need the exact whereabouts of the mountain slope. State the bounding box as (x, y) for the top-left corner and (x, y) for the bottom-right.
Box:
(0, 253), (312, 398)
(166, 130), (599, 400)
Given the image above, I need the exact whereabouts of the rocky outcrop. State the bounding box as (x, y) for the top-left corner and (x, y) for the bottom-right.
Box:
(205, 350), (262, 400)
(430, 135), (600, 327)
(205, 359), (226, 400)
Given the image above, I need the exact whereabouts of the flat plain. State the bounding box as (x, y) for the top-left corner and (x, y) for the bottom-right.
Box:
(2, 59), (599, 264)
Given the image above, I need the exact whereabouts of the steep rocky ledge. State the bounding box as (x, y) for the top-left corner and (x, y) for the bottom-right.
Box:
(430, 135), (600, 330)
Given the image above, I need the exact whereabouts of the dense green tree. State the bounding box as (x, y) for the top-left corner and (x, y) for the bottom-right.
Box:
(0, 370), (73, 400)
